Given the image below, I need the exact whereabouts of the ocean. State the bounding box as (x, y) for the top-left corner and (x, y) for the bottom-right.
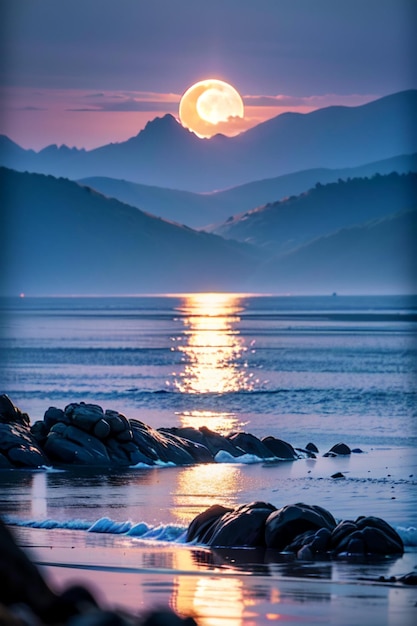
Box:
(1, 293), (417, 625)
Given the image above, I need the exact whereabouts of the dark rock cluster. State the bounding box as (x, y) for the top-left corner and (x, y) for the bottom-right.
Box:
(186, 501), (405, 558)
(0, 395), (357, 470)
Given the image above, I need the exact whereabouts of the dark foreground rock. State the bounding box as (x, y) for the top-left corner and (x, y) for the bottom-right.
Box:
(0, 517), (197, 625)
(1, 395), (357, 470)
(186, 501), (405, 558)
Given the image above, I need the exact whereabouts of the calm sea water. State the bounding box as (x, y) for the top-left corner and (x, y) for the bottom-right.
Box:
(1, 294), (417, 625)
(1, 294), (416, 447)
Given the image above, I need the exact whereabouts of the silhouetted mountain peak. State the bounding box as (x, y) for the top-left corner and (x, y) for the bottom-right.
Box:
(135, 113), (188, 140)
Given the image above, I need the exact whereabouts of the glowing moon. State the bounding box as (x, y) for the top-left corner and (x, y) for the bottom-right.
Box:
(179, 79), (244, 138)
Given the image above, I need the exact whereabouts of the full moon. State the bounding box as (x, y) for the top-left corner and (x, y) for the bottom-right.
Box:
(179, 79), (244, 138)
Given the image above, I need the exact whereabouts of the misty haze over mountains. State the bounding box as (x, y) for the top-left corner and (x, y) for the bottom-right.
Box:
(1, 168), (416, 296)
(79, 154), (417, 229)
(1, 90), (416, 296)
(1, 90), (416, 192)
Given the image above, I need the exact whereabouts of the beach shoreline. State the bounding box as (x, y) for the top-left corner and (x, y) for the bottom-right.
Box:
(11, 526), (417, 626)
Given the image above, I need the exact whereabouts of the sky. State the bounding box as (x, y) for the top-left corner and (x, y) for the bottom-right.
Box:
(1, 0), (416, 150)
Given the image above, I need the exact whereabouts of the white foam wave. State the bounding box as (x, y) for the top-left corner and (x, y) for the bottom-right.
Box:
(5, 516), (417, 548)
(395, 526), (417, 546)
(5, 515), (187, 543)
(214, 450), (263, 464)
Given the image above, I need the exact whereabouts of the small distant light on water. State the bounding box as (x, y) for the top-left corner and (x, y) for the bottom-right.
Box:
(19, 293), (25, 298)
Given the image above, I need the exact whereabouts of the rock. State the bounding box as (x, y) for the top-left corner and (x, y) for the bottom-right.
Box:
(261, 436), (298, 460)
(0, 453), (12, 468)
(284, 527), (332, 555)
(330, 516), (404, 555)
(398, 572), (417, 585)
(306, 442), (319, 453)
(0, 421), (50, 468)
(331, 472), (345, 479)
(131, 421), (195, 465)
(44, 406), (67, 430)
(264, 503), (337, 550)
(70, 404), (105, 433)
(159, 430), (213, 464)
(93, 418), (111, 440)
(198, 426), (243, 458)
(105, 410), (130, 435)
(227, 432), (275, 459)
(186, 504), (233, 543)
(44, 431), (110, 466)
(0, 394), (30, 427)
(7, 444), (47, 468)
(30, 420), (49, 446)
(207, 501), (277, 547)
(324, 442), (351, 456)
(295, 447), (316, 458)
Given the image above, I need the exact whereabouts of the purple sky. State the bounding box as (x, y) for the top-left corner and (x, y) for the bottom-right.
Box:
(1, 0), (416, 149)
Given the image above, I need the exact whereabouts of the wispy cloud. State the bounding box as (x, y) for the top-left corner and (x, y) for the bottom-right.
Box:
(243, 93), (378, 108)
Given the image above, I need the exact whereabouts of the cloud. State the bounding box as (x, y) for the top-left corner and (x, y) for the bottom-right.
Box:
(243, 93), (378, 108)
(67, 98), (179, 113)
(18, 105), (48, 111)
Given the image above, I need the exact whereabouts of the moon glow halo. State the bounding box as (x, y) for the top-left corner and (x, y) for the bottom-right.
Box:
(179, 79), (244, 138)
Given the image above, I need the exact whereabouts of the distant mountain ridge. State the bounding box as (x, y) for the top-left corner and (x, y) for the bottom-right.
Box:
(210, 172), (417, 255)
(79, 153), (417, 229)
(0, 167), (261, 296)
(1, 90), (416, 192)
(1, 167), (415, 295)
(250, 208), (417, 294)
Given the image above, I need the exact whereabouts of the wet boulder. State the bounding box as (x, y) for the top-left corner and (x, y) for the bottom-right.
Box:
(44, 422), (111, 465)
(265, 503), (337, 550)
(131, 420), (195, 465)
(331, 516), (404, 555)
(199, 426), (243, 458)
(158, 425), (242, 459)
(44, 406), (68, 430)
(283, 527), (332, 558)
(0, 394), (30, 427)
(227, 432), (275, 459)
(0, 396), (50, 468)
(159, 430), (214, 464)
(207, 501), (277, 548)
(261, 436), (299, 460)
(323, 442), (351, 457)
(186, 504), (233, 543)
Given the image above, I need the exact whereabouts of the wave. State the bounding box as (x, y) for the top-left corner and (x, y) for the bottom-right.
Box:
(5, 516), (187, 543)
(5, 515), (417, 547)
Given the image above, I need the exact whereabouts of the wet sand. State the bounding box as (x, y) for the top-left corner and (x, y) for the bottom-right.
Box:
(15, 520), (417, 626)
(5, 446), (417, 625)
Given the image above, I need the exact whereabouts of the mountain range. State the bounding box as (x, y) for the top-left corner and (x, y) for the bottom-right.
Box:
(1, 90), (416, 192)
(79, 153), (417, 229)
(0, 168), (261, 296)
(1, 168), (415, 296)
